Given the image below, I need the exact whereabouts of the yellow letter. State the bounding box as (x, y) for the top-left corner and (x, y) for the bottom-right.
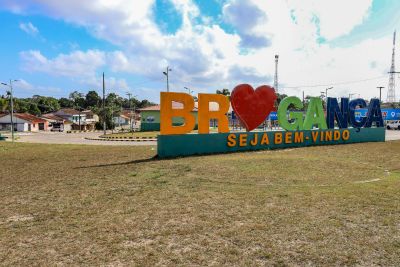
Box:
(342, 130), (350, 141)
(160, 92), (195, 135)
(227, 134), (236, 147)
(274, 132), (282, 144)
(260, 133), (269, 145)
(239, 134), (247, 146)
(294, 132), (304, 143)
(198, 94), (230, 134)
(250, 134), (258, 146)
(285, 132), (292, 144)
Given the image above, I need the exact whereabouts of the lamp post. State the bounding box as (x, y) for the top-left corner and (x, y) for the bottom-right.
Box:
(184, 87), (193, 95)
(377, 86), (384, 103)
(325, 87), (333, 99)
(163, 66), (172, 92)
(349, 93), (355, 100)
(1, 79), (19, 142)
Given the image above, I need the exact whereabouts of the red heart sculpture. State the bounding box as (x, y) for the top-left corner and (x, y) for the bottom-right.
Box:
(231, 84), (277, 131)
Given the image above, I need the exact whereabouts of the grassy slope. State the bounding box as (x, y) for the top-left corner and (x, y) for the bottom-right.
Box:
(0, 141), (399, 266)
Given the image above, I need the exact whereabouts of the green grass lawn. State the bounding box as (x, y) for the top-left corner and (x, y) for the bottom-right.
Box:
(1, 141), (399, 265)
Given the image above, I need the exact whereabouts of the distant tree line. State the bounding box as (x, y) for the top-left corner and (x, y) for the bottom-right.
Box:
(0, 90), (155, 117)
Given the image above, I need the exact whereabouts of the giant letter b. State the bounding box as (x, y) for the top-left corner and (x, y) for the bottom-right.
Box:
(160, 92), (196, 135)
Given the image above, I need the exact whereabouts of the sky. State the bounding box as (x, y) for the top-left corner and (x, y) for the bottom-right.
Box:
(1, 0), (400, 103)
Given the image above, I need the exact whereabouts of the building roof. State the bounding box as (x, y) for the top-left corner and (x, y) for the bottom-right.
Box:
(138, 101), (232, 112)
(138, 102), (198, 112)
(56, 108), (80, 115)
(42, 113), (65, 121)
(14, 113), (47, 123)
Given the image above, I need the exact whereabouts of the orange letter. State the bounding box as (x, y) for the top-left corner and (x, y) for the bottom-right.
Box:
(342, 130), (350, 141)
(198, 94), (230, 134)
(311, 131), (319, 142)
(250, 134), (258, 146)
(294, 132), (304, 143)
(334, 130), (340, 141)
(160, 92), (195, 135)
(260, 133), (269, 145)
(285, 132), (292, 144)
(274, 132), (282, 144)
(239, 134), (247, 146)
(325, 131), (332, 141)
(227, 134), (236, 147)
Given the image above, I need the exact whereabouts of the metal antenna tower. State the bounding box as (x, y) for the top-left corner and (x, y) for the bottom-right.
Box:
(387, 31), (397, 102)
(274, 54), (279, 93)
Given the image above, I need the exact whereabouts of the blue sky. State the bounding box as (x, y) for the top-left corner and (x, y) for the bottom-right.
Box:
(0, 0), (400, 102)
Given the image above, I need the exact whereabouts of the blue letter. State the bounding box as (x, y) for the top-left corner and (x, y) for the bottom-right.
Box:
(349, 99), (367, 128)
(326, 97), (349, 129)
(365, 98), (384, 127)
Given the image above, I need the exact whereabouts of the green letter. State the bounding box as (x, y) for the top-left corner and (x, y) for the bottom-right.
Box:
(303, 97), (328, 130)
(277, 96), (304, 131)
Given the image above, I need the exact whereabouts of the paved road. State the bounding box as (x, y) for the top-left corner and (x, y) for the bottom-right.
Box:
(4, 132), (156, 146)
(385, 130), (400, 141)
(2, 130), (400, 146)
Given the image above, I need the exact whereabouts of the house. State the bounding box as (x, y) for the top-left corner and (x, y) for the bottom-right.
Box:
(53, 108), (98, 131)
(113, 110), (140, 130)
(41, 113), (72, 132)
(138, 102), (198, 131)
(0, 113), (49, 132)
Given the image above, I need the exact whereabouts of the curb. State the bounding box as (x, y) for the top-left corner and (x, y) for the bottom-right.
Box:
(85, 137), (157, 142)
(99, 136), (157, 140)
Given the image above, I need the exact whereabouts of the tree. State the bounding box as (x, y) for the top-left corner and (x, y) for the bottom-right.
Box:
(216, 88), (230, 96)
(59, 97), (74, 108)
(0, 97), (8, 112)
(33, 96), (60, 114)
(69, 91), (85, 109)
(85, 91), (101, 108)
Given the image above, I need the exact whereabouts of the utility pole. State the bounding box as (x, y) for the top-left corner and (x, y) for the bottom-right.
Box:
(377, 86), (385, 103)
(163, 66), (172, 92)
(126, 92), (133, 132)
(274, 55), (279, 93)
(9, 80), (15, 142)
(102, 72), (106, 135)
(1, 79), (19, 142)
(302, 91), (305, 106)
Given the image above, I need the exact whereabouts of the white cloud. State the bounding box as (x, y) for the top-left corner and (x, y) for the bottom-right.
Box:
(5, 0), (399, 102)
(19, 22), (39, 36)
(20, 50), (106, 78)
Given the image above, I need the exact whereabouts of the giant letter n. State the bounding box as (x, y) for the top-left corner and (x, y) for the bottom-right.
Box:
(160, 92), (195, 135)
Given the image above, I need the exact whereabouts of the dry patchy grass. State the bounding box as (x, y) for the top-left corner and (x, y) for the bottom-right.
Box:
(0, 141), (400, 266)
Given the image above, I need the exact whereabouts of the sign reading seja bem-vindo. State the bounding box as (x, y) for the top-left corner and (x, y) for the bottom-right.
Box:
(157, 84), (385, 158)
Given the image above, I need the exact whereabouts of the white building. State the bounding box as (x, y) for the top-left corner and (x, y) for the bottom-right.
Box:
(0, 113), (49, 132)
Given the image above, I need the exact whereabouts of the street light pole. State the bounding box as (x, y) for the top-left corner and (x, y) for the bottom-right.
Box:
(102, 72), (106, 135)
(184, 86), (193, 95)
(325, 87), (333, 99)
(1, 79), (19, 142)
(349, 93), (355, 100)
(377, 86), (384, 103)
(126, 92), (133, 132)
(163, 66), (172, 92)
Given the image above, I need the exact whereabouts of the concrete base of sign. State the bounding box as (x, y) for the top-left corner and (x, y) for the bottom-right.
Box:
(157, 127), (385, 158)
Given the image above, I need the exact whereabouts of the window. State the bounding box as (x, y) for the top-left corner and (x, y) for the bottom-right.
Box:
(146, 116), (155, 122)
